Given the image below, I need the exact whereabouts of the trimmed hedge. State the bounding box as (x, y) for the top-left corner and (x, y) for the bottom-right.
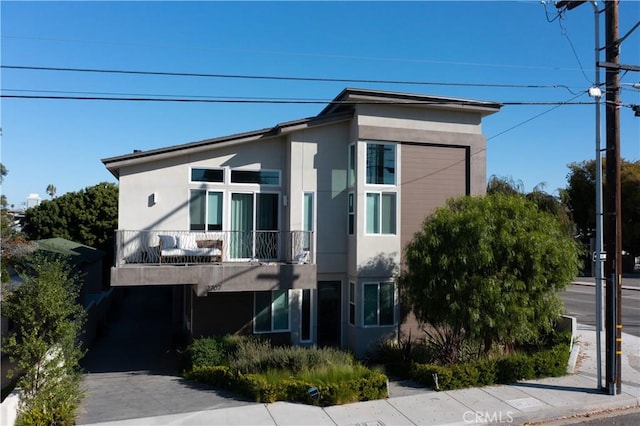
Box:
(410, 338), (571, 391)
(186, 365), (388, 406)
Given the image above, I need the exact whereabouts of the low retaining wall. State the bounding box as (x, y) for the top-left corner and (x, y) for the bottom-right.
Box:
(0, 389), (20, 426)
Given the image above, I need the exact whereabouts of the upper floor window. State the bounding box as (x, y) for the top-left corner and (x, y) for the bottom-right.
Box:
(348, 143), (356, 187)
(231, 170), (280, 186)
(191, 168), (224, 183)
(347, 192), (355, 235)
(190, 190), (223, 231)
(366, 192), (396, 235)
(366, 143), (395, 185)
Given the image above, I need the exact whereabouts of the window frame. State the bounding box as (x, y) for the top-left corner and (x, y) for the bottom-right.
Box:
(362, 282), (396, 327)
(365, 191), (397, 235)
(230, 190), (281, 261)
(253, 290), (290, 334)
(302, 192), (314, 251)
(349, 281), (356, 326)
(300, 289), (313, 343)
(348, 143), (356, 187)
(347, 192), (355, 235)
(189, 189), (224, 231)
(230, 169), (281, 186)
(365, 142), (396, 186)
(190, 167), (225, 184)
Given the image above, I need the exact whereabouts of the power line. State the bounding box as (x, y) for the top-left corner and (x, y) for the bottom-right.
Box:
(487, 92), (586, 141)
(1, 65), (585, 93)
(1, 88), (325, 102)
(0, 93), (599, 106)
(0, 35), (596, 73)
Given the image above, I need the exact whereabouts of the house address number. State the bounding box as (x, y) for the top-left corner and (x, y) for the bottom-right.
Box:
(208, 284), (222, 292)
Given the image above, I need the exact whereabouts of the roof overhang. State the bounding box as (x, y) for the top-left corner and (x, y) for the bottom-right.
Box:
(102, 110), (353, 179)
(319, 87), (502, 117)
(102, 88), (501, 179)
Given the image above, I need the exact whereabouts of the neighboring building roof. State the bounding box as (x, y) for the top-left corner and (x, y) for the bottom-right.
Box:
(37, 238), (105, 266)
(102, 87), (502, 179)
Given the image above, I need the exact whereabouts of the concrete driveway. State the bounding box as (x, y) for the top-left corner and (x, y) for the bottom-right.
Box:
(76, 286), (253, 425)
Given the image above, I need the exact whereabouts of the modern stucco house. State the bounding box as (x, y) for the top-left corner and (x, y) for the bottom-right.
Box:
(102, 88), (501, 357)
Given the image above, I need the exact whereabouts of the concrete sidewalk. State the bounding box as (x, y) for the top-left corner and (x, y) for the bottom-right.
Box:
(82, 324), (640, 426)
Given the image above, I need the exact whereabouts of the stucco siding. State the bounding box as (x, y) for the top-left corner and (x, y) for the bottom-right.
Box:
(117, 138), (286, 231)
(288, 123), (351, 275)
(357, 103), (482, 135)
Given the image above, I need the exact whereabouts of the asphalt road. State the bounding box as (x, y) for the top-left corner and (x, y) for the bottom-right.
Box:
(542, 407), (640, 425)
(561, 278), (640, 337)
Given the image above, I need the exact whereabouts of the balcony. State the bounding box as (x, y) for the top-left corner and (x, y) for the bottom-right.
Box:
(110, 230), (316, 294)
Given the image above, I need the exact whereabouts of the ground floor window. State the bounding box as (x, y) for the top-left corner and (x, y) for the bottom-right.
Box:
(349, 282), (356, 325)
(254, 290), (289, 333)
(300, 289), (312, 342)
(363, 282), (395, 326)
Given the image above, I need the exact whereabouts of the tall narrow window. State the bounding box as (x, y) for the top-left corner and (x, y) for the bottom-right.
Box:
(366, 143), (395, 185)
(303, 193), (314, 250)
(301, 289), (312, 341)
(366, 193), (380, 234)
(207, 192), (223, 230)
(349, 282), (356, 325)
(190, 190), (206, 231)
(348, 192), (355, 235)
(363, 282), (395, 326)
(348, 143), (356, 187)
(381, 193), (396, 234)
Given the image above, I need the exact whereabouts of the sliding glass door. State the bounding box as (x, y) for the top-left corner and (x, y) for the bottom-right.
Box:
(231, 192), (279, 260)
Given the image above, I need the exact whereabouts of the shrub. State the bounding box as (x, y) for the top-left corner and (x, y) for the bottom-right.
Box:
(15, 372), (83, 426)
(184, 337), (387, 406)
(228, 339), (354, 375)
(185, 337), (225, 370)
(410, 335), (571, 391)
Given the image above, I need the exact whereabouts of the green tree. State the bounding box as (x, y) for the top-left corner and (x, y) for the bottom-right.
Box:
(487, 175), (574, 237)
(0, 162), (7, 184)
(22, 182), (118, 253)
(399, 194), (580, 355)
(46, 184), (57, 199)
(562, 159), (640, 257)
(2, 254), (86, 425)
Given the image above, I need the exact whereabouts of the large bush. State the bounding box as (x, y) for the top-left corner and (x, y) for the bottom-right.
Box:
(2, 254), (86, 425)
(399, 193), (580, 354)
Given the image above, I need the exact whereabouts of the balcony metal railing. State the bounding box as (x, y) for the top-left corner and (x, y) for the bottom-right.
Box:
(113, 230), (314, 266)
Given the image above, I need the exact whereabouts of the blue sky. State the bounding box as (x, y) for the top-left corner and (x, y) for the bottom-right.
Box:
(1, 0), (639, 208)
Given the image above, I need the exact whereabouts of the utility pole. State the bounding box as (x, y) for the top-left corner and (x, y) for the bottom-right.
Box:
(555, 0), (624, 395)
(603, 0), (622, 396)
(588, 0), (604, 392)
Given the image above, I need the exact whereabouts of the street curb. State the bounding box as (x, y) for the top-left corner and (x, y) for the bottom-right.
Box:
(572, 281), (639, 291)
(567, 341), (581, 374)
(514, 399), (640, 425)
